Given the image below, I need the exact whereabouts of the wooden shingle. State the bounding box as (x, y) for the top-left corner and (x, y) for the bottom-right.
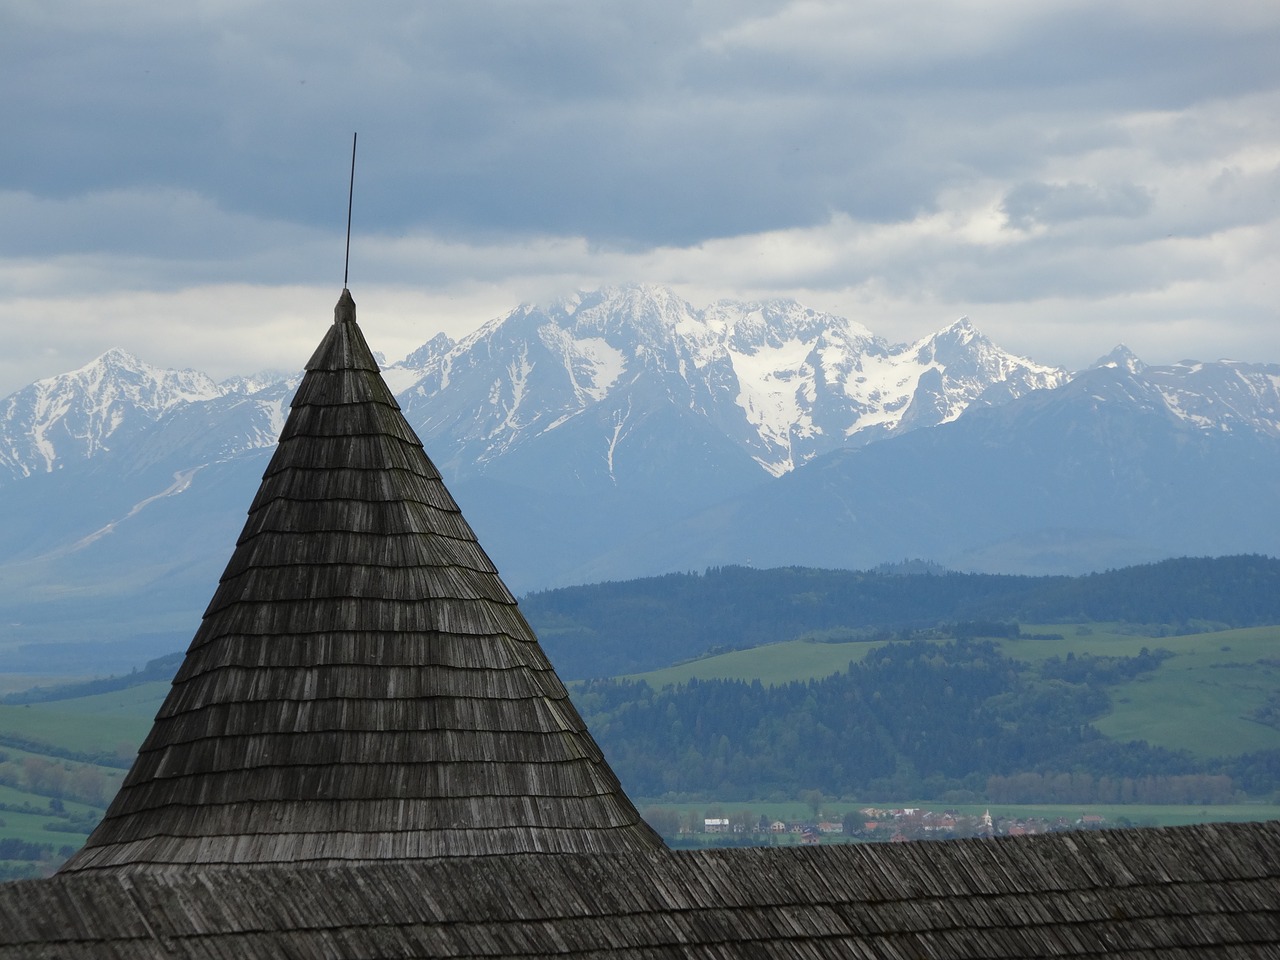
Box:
(4, 823), (1279, 958)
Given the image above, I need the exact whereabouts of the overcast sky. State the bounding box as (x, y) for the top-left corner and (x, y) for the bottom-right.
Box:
(2, 1), (1277, 396)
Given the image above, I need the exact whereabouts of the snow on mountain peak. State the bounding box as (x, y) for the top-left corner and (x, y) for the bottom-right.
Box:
(389, 285), (1073, 479)
(910, 317), (996, 364)
(2, 286), (1083, 490)
(1147, 358), (1280, 437)
(1091, 345), (1147, 375)
(220, 370), (295, 396)
(837, 318), (1066, 440)
(0, 349), (224, 478)
(64, 349), (223, 408)
(560, 284), (702, 348)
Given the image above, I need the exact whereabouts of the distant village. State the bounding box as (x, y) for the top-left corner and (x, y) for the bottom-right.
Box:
(654, 806), (1114, 845)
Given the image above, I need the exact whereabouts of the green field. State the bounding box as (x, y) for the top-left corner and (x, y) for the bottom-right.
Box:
(0, 803), (94, 848)
(622, 635), (890, 688)
(618, 623), (1280, 762)
(0, 682), (159, 874)
(0, 681), (166, 757)
(0, 773), (108, 877)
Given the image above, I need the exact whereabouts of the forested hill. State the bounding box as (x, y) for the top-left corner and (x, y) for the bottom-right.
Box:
(521, 555), (1280, 679)
(572, 639), (1257, 803)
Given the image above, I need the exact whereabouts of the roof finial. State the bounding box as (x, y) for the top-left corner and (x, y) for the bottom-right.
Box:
(344, 132), (357, 290)
(335, 286), (356, 324)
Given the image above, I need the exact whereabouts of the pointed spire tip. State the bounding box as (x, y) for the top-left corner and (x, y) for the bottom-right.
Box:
(335, 288), (356, 324)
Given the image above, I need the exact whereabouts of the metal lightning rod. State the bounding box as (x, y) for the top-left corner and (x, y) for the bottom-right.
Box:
(344, 132), (357, 288)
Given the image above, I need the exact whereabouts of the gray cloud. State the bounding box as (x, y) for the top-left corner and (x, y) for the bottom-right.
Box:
(7, 1), (1270, 241)
(1001, 182), (1154, 230)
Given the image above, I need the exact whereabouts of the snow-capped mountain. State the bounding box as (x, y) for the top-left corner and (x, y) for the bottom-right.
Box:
(1097, 352), (1280, 438)
(0, 349), (225, 480)
(2, 284), (1278, 672)
(0, 286), (1060, 487)
(390, 285), (1066, 480)
(1086, 344), (1280, 438)
(0, 350), (301, 484)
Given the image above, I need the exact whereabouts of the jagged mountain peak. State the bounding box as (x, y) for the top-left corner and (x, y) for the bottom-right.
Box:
(95, 346), (144, 367)
(0, 287), (1080, 489)
(712, 298), (877, 355)
(37, 347), (160, 397)
(1149, 358), (1280, 438)
(219, 370), (295, 396)
(542, 284), (702, 347)
(399, 333), (455, 370)
(1091, 344), (1147, 375)
(940, 315), (979, 340)
(56, 348), (222, 403)
(4, 287), (1172, 501)
(0, 348), (225, 479)
(1059, 354), (1280, 439)
(881, 319), (1067, 432)
(911, 317), (986, 362)
(384, 285), (1077, 479)
(910, 317), (1038, 369)
(526, 285), (868, 353)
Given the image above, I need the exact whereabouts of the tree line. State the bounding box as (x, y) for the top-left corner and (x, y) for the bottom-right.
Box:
(524, 555), (1280, 679)
(985, 772), (1236, 805)
(0, 755), (113, 806)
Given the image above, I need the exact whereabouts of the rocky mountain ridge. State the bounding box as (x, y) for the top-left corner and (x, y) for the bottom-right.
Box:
(388, 285), (1066, 479)
(0, 285), (1066, 485)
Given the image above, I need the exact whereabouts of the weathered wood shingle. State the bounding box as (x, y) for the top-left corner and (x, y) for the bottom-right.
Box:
(60, 289), (662, 871)
(4, 822), (1279, 958)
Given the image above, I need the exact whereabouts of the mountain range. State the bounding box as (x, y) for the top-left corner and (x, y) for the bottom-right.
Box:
(1, 284), (1278, 672)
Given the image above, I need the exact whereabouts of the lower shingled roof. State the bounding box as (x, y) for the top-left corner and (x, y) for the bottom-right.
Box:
(3, 820), (1278, 958)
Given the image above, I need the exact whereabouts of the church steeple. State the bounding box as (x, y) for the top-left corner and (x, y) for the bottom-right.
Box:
(62, 289), (663, 871)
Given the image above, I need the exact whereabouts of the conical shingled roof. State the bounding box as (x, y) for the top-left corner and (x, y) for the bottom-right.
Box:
(63, 289), (663, 870)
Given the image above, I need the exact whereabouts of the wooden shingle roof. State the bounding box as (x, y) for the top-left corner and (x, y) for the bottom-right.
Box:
(5, 821), (1279, 957)
(60, 289), (662, 871)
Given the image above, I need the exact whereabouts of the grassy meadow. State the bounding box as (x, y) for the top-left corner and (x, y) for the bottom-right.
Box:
(0, 682), (164, 877)
(0, 681), (166, 756)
